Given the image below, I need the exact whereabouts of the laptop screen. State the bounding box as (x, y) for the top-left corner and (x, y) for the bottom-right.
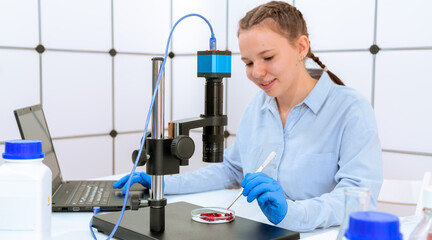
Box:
(14, 104), (62, 192)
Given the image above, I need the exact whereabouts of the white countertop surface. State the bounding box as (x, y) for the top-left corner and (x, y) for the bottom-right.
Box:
(50, 175), (419, 240)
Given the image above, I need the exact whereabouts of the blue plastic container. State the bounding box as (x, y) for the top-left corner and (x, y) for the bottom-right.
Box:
(2, 139), (44, 159)
(345, 211), (403, 240)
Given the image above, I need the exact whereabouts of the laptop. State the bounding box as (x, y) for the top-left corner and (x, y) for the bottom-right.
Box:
(14, 104), (149, 212)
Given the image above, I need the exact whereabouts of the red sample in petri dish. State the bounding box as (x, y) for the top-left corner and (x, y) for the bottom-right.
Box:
(191, 207), (235, 224)
(200, 212), (234, 222)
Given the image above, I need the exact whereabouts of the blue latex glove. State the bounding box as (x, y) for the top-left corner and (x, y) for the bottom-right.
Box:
(241, 172), (288, 225)
(113, 172), (151, 195)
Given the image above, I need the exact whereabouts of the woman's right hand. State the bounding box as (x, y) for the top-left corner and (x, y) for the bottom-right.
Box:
(113, 172), (151, 195)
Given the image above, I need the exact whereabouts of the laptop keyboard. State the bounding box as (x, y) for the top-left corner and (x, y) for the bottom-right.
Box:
(70, 182), (111, 205)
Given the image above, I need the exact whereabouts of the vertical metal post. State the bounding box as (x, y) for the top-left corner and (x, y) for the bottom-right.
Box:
(150, 57), (165, 232)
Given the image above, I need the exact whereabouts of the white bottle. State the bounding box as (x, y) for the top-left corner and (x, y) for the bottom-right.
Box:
(0, 139), (52, 240)
(409, 186), (432, 240)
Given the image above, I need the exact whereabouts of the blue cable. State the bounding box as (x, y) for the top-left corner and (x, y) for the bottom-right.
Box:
(89, 207), (101, 239)
(89, 13), (216, 240)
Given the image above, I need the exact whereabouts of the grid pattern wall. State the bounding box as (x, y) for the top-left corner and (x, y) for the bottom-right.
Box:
(1, 0), (431, 181)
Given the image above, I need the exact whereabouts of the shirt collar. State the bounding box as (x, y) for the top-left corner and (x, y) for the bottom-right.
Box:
(303, 71), (334, 114)
(261, 93), (276, 111)
(260, 71), (334, 115)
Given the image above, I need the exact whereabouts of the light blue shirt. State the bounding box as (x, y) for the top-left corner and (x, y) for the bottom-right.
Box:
(165, 72), (382, 231)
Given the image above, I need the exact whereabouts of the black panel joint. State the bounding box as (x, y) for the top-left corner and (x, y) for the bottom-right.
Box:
(109, 130), (118, 138)
(369, 44), (380, 55)
(35, 44), (45, 54)
(109, 49), (117, 57)
(168, 52), (175, 59)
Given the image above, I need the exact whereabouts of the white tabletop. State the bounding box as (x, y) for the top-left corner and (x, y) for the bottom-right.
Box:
(52, 187), (337, 239)
(51, 175), (420, 240)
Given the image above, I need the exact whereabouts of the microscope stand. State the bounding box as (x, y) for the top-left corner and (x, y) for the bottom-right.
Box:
(92, 201), (299, 240)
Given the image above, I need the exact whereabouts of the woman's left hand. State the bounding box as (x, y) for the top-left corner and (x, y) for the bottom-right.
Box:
(241, 172), (288, 224)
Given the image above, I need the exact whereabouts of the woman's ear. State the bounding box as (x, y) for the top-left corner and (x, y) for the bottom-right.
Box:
(296, 35), (310, 57)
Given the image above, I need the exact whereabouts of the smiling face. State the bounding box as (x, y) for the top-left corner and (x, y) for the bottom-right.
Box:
(238, 21), (307, 100)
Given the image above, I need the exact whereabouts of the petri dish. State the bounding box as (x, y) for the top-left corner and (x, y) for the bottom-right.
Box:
(191, 207), (235, 224)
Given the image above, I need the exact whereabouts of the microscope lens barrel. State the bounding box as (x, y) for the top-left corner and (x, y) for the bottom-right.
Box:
(203, 78), (224, 162)
(197, 50), (231, 163)
(202, 128), (224, 162)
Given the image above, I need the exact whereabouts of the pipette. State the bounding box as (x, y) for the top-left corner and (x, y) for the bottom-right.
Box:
(226, 151), (276, 210)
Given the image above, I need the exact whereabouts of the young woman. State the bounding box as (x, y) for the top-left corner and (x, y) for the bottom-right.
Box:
(114, 1), (382, 231)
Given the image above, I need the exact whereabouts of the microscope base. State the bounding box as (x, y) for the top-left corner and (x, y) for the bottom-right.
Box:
(92, 201), (299, 240)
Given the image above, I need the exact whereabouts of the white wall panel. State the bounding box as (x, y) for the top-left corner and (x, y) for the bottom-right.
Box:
(115, 54), (171, 132)
(0, 49), (40, 141)
(296, 0), (375, 50)
(306, 51), (373, 102)
(375, 50), (432, 153)
(0, 144), (4, 165)
(376, 202), (416, 217)
(171, 56), (205, 120)
(172, 0), (227, 53)
(0, 0), (39, 47)
(42, 51), (112, 137)
(53, 136), (112, 180)
(377, 0), (432, 48)
(227, 54), (259, 133)
(383, 151), (432, 181)
(41, 0), (111, 51)
(113, 0), (170, 53)
(227, 0), (276, 53)
(114, 133), (147, 175)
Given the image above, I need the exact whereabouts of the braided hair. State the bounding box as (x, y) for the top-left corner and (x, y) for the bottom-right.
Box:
(238, 1), (345, 86)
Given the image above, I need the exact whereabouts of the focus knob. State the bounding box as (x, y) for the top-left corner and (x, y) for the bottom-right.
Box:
(171, 135), (195, 161)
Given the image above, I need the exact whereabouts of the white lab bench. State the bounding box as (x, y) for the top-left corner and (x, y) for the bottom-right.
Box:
(50, 175), (419, 240)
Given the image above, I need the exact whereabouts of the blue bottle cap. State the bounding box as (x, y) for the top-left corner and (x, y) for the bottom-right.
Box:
(2, 139), (45, 160)
(345, 211), (402, 240)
